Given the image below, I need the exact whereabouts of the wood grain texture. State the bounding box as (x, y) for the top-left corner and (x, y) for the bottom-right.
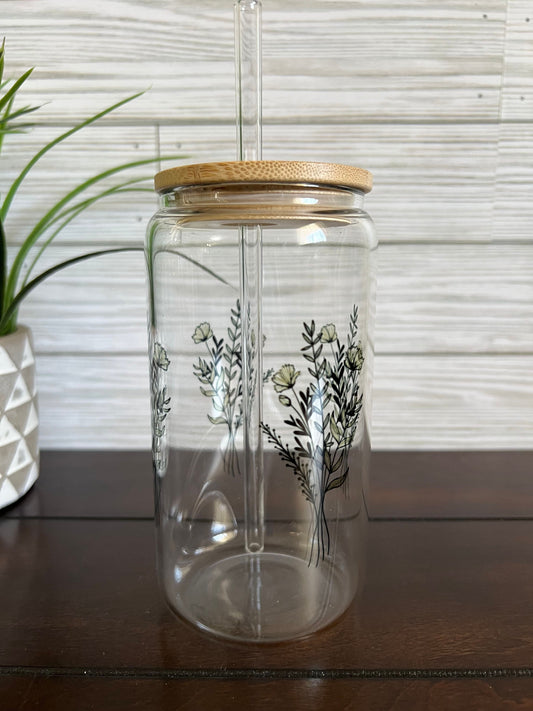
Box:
(31, 354), (533, 449)
(3, 452), (533, 708)
(2, 120), (527, 251)
(494, 1), (533, 245)
(2, 676), (533, 711)
(371, 355), (533, 449)
(158, 122), (503, 244)
(1, 125), (160, 247)
(368, 450), (533, 518)
(494, 122), (533, 242)
(2, 121), (505, 246)
(500, 0), (533, 120)
(5, 450), (533, 520)
(154, 160), (373, 193)
(15, 242), (533, 356)
(2, 517), (533, 670)
(1, 0), (507, 122)
(0, 0), (530, 450)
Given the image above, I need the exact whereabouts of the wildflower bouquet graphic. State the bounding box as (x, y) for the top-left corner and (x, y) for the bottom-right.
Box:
(192, 300), (245, 478)
(151, 341), (171, 473)
(261, 307), (364, 565)
(192, 302), (364, 565)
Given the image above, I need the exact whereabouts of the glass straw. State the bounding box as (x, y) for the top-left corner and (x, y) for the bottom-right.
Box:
(234, 0), (264, 554)
(235, 0), (262, 161)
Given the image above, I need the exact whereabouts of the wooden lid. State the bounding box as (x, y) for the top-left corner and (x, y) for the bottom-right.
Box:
(154, 160), (372, 194)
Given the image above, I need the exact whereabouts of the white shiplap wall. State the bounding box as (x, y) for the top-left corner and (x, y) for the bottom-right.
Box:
(1, 0), (532, 449)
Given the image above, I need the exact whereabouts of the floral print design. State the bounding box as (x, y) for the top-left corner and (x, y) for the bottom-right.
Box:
(272, 364), (301, 393)
(192, 302), (364, 566)
(151, 340), (171, 474)
(261, 307), (364, 565)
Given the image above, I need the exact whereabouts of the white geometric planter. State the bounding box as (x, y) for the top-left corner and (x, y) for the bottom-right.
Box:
(0, 325), (39, 509)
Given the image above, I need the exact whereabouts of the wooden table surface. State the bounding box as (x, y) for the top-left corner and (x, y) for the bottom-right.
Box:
(1, 451), (533, 710)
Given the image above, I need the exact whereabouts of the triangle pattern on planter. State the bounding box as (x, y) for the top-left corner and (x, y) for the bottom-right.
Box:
(0, 442), (19, 475)
(0, 349), (18, 377)
(24, 428), (39, 457)
(22, 363), (36, 397)
(6, 401), (32, 435)
(0, 329), (39, 509)
(23, 403), (39, 436)
(3, 334), (26, 369)
(11, 438), (33, 473)
(5, 373), (32, 411)
(8, 461), (37, 495)
(0, 415), (22, 446)
(0, 478), (18, 508)
(0, 432), (33, 476)
(20, 337), (35, 369)
(0, 372), (18, 407)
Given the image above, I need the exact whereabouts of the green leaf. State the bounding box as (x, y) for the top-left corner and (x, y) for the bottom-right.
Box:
(200, 388), (217, 398)
(169, 250), (232, 288)
(0, 247), (142, 335)
(1, 90), (144, 223)
(20, 179), (151, 288)
(0, 68), (40, 151)
(207, 415), (226, 426)
(0, 39), (5, 84)
(325, 472), (348, 492)
(0, 102), (41, 148)
(330, 418), (342, 443)
(331, 456), (343, 473)
(1, 102), (40, 124)
(0, 122), (36, 136)
(0, 217), (6, 315)
(0, 66), (33, 114)
(4, 151), (179, 305)
(279, 394), (291, 407)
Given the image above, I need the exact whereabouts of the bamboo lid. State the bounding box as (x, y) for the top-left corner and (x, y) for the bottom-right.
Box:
(155, 160), (372, 194)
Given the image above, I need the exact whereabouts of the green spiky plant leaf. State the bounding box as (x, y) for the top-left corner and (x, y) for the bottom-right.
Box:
(0, 39), (183, 335)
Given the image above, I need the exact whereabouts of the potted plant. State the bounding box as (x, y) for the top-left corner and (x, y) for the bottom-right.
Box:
(0, 40), (174, 508)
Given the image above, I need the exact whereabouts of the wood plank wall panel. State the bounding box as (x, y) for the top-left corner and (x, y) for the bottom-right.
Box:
(35, 354), (533, 449)
(493, 122), (533, 241)
(159, 123), (503, 243)
(1, 1), (507, 122)
(1, 125), (161, 246)
(4, 123), (503, 246)
(500, 0), (533, 120)
(17, 243), (533, 355)
(0, 0), (531, 449)
(494, 1), (533, 242)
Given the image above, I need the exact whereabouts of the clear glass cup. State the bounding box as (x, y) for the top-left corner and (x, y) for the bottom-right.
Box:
(146, 161), (376, 642)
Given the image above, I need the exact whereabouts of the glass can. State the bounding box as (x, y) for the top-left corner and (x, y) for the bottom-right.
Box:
(146, 161), (376, 642)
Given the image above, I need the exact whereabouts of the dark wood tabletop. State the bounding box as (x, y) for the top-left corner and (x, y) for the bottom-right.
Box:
(1, 451), (533, 710)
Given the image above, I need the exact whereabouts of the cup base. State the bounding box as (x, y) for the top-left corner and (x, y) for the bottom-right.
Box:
(171, 550), (354, 642)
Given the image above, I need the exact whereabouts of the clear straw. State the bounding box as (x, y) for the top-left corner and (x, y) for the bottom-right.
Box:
(234, 0), (264, 554)
(235, 0), (262, 161)
(239, 224), (264, 554)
